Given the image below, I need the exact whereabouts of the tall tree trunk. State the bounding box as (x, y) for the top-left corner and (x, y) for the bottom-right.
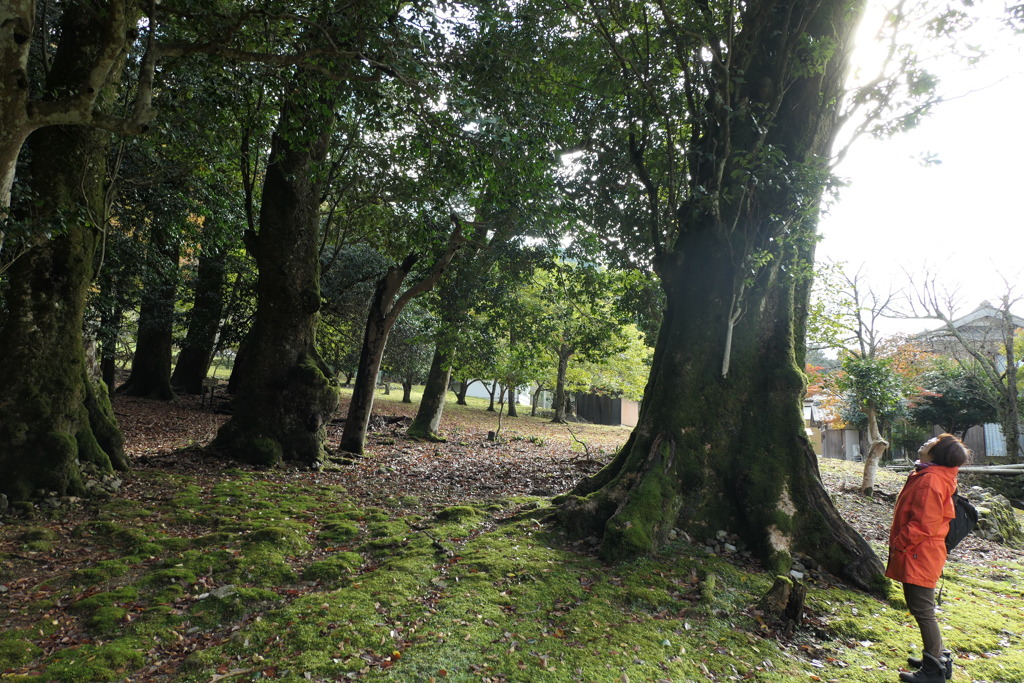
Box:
(401, 377), (413, 403)
(211, 73), (340, 466)
(859, 403), (889, 495)
(0, 3), (131, 500)
(556, 0), (882, 589)
(172, 249), (226, 394)
(117, 230), (179, 400)
(408, 344), (452, 441)
(551, 345), (572, 423)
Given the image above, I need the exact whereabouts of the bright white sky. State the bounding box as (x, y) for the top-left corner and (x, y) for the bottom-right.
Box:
(816, 3), (1024, 335)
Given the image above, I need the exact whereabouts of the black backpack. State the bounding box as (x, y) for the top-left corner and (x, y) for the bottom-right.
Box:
(945, 490), (978, 552)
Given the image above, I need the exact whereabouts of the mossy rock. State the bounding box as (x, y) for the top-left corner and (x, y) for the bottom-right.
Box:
(189, 586), (281, 629)
(303, 551), (364, 583)
(43, 640), (146, 682)
(138, 567), (197, 589)
(434, 505), (482, 521)
(192, 532), (237, 547)
(243, 525), (311, 554)
(233, 550), (297, 587)
(85, 605), (129, 636)
(0, 630), (43, 669)
(367, 521), (408, 539)
(70, 587), (139, 614)
(18, 527), (59, 543)
(317, 520), (359, 544)
(69, 521), (150, 551)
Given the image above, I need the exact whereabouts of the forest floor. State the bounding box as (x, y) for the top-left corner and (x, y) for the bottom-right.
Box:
(2, 388), (1024, 683)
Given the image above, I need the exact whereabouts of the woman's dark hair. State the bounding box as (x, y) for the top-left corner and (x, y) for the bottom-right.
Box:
(930, 433), (972, 467)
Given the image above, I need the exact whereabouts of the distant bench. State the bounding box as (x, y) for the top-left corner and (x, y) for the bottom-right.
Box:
(201, 378), (220, 406)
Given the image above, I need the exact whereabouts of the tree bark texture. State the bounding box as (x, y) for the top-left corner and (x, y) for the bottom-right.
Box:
(407, 344), (452, 440)
(211, 74), (340, 466)
(0, 0), (150, 240)
(171, 250), (227, 394)
(556, 0), (883, 590)
(117, 228), (179, 400)
(0, 3), (131, 499)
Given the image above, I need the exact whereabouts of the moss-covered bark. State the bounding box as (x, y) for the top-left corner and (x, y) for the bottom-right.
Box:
(0, 3), (131, 502)
(211, 71), (340, 467)
(555, 0), (884, 590)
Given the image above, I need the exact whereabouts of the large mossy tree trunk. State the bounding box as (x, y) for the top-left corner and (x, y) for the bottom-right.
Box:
(117, 228), (179, 400)
(0, 4), (130, 501)
(556, 0), (884, 590)
(171, 250), (226, 394)
(407, 345), (453, 440)
(211, 73), (340, 467)
(557, 242), (881, 587)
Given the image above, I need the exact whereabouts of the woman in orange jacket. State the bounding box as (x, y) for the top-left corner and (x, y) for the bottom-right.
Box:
(886, 433), (971, 682)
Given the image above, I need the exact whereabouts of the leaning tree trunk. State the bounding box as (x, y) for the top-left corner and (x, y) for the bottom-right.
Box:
(0, 65), (129, 499)
(338, 224), (464, 456)
(407, 344), (453, 441)
(117, 229), (179, 400)
(171, 249), (226, 394)
(555, 0), (883, 590)
(859, 404), (889, 495)
(211, 73), (340, 467)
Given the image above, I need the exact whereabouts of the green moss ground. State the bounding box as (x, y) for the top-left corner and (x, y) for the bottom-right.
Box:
(1, 459), (1023, 682)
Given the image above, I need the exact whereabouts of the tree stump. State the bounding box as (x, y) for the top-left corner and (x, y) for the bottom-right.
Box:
(758, 575), (807, 636)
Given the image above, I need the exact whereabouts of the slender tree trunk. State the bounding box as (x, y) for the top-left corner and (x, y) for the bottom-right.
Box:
(0, 3), (131, 500)
(408, 344), (452, 440)
(117, 229), (179, 400)
(172, 250), (226, 394)
(401, 377), (413, 403)
(507, 386), (519, 417)
(1002, 318), (1021, 463)
(552, 345), (572, 423)
(211, 72), (339, 466)
(486, 381), (498, 412)
(859, 404), (889, 495)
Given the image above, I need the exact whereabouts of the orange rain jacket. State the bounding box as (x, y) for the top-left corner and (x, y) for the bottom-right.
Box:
(885, 463), (959, 589)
